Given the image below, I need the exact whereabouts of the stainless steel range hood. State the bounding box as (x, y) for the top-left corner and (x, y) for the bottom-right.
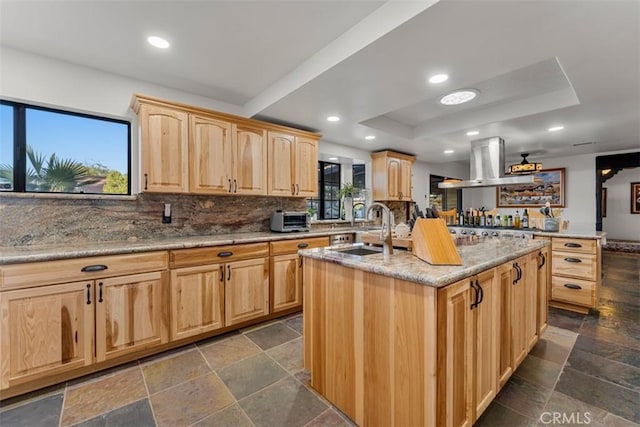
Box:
(438, 136), (536, 189)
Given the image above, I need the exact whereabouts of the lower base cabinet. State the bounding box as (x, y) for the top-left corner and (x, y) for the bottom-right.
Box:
(0, 271), (170, 390)
(225, 258), (269, 326)
(437, 268), (498, 426)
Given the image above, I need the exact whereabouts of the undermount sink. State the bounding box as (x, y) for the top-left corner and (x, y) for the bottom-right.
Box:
(334, 247), (381, 256)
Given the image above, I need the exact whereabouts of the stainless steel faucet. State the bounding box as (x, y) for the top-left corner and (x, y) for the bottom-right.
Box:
(365, 202), (394, 255)
(351, 202), (366, 227)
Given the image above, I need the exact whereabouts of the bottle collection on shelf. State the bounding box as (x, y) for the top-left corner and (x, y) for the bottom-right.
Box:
(456, 208), (530, 229)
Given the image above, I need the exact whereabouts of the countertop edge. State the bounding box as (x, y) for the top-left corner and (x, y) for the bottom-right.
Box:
(0, 229), (366, 265)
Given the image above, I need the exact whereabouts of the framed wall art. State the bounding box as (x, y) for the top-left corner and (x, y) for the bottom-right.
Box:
(496, 168), (565, 208)
(632, 182), (640, 214)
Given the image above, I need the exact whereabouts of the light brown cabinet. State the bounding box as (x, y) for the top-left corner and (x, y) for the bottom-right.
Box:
(437, 268), (498, 426)
(169, 243), (270, 329)
(371, 151), (415, 201)
(536, 247), (549, 335)
(95, 272), (169, 362)
(267, 131), (318, 197)
(269, 236), (330, 313)
(0, 281), (94, 390)
(189, 116), (268, 195)
(138, 103), (189, 193)
(170, 265), (225, 341)
(0, 252), (169, 394)
(549, 237), (601, 313)
(132, 94), (319, 197)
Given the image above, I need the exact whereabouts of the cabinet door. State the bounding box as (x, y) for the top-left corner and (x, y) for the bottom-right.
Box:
(233, 124), (267, 195)
(95, 272), (169, 362)
(139, 104), (189, 193)
(437, 279), (473, 427)
(511, 256), (528, 368)
(170, 265), (225, 341)
(189, 115), (232, 194)
(267, 131), (295, 196)
(270, 254), (302, 313)
(497, 262), (514, 387)
(0, 281), (94, 389)
(293, 136), (318, 197)
(386, 157), (402, 200)
(472, 269), (498, 421)
(536, 247), (549, 335)
(524, 253), (539, 351)
(399, 159), (413, 201)
(225, 258), (269, 326)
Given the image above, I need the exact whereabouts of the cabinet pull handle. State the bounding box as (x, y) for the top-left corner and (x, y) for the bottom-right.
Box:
(476, 279), (484, 306)
(564, 257), (582, 263)
(219, 265), (224, 282)
(564, 283), (583, 290)
(296, 184), (300, 195)
(227, 265), (231, 281)
(234, 179), (238, 193)
(86, 283), (91, 304)
(297, 243), (309, 249)
(217, 251), (233, 258)
(228, 179), (232, 193)
(98, 282), (103, 303)
(81, 264), (108, 273)
(470, 280), (478, 310)
(538, 252), (546, 269)
(75, 330), (78, 343)
(512, 263), (519, 285)
(144, 173), (148, 191)
(564, 242), (582, 248)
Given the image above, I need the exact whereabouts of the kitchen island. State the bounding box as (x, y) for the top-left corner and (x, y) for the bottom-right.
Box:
(300, 237), (549, 426)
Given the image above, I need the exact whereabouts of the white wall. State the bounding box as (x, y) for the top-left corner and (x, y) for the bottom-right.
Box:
(412, 160), (468, 209)
(463, 149), (639, 233)
(602, 167), (640, 240)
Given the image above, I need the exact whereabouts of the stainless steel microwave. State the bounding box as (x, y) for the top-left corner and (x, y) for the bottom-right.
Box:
(270, 211), (309, 232)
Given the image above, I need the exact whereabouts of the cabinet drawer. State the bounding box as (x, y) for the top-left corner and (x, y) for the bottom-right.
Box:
(551, 251), (597, 281)
(170, 243), (269, 268)
(270, 236), (330, 256)
(552, 238), (596, 254)
(551, 276), (595, 307)
(0, 251), (169, 290)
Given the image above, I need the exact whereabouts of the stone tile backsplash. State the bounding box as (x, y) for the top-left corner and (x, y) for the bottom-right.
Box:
(0, 193), (306, 246)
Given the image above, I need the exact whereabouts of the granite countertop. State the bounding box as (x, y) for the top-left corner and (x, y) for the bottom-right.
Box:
(532, 230), (607, 240)
(299, 238), (548, 288)
(0, 229), (364, 265)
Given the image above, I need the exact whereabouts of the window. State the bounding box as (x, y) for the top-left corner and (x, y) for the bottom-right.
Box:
(429, 174), (462, 212)
(0, 100), (131, 194)
(352, 163), (367, 219)
(307, 161), (341, 220)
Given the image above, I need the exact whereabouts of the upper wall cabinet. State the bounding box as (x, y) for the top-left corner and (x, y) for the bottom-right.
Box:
(138, 104), (189, 193)
(371, 151), (415, 201)
(267, 132), (318, 197)
(132, 94), (319, 196)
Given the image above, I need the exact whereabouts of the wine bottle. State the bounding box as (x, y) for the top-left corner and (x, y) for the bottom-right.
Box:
(522, 209), (529, 228)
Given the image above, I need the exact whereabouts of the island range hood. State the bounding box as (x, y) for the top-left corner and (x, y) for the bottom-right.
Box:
(438, 136), (537, 189)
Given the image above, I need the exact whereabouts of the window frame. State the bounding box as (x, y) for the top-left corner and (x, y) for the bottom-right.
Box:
(308, 161), (341, 220)
(0, 99), (132, 195)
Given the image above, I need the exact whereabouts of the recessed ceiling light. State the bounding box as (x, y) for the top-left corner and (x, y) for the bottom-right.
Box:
(548, 125), (564, 132)
(327, 116), (340, 122)
(147, 36), (170, 49)
(328, 157), (338, 161)
(444, 149), (455, 154)
(365, 135), (376, 140)
(466, 130), (479, 136)
(428, 73), (449, 84)
(440, 89), (479, 105)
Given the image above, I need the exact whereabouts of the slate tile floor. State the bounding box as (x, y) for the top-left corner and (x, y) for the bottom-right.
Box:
(1, 251), (638, 427)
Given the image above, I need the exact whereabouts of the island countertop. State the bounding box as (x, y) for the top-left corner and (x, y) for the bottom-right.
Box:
(299, 237), (548, 288)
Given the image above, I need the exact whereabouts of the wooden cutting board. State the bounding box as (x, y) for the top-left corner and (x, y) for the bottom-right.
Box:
(411, 218), (462, 265)
(360, 232), (413, 249)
